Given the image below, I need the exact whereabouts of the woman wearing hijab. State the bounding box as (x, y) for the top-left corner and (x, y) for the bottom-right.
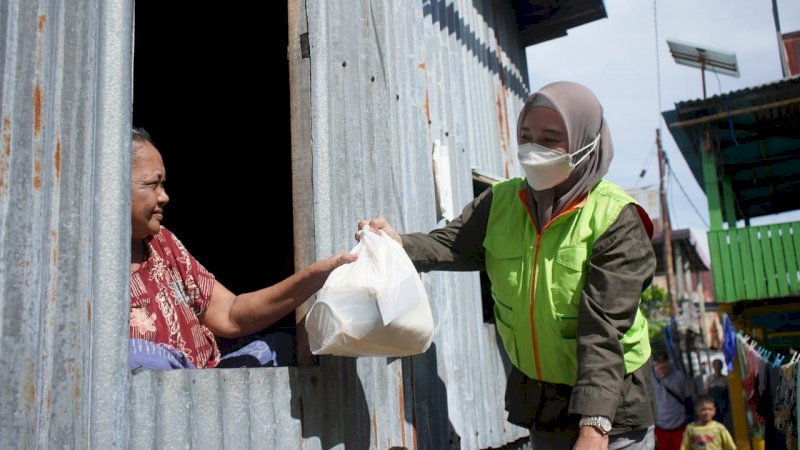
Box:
(358, 81), (657, 449)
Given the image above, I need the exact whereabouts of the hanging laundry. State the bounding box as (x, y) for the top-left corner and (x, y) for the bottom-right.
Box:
(726, 323), (799, 449)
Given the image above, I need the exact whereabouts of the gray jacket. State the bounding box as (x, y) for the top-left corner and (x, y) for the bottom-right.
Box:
(401, 187), (657, 434)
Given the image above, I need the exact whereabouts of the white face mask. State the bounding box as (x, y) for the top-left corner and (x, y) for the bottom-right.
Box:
(517, 133), (600, 191)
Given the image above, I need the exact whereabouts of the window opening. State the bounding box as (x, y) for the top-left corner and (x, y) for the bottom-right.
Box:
(132, 3), (295, 366)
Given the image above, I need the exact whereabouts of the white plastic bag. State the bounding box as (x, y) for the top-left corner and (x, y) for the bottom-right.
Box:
(305, 229), (434, 357)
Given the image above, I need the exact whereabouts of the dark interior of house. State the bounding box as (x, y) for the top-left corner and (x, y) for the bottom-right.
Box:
(132, 4), (295, 355)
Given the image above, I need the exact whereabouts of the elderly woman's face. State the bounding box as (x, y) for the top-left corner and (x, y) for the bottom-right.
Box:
(518, 107), (569, 154)
(131, 141), (169, 240)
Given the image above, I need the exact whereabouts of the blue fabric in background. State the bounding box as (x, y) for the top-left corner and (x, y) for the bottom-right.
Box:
(664, 324), (685, 373)
(722, 313), (737, 373)
(130, 338), (196, 370)
(130, 330), (295, 370)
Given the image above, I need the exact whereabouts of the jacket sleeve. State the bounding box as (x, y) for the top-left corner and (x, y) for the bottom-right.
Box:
(568, 204), (656, 420)
(401, 188), (492, 272)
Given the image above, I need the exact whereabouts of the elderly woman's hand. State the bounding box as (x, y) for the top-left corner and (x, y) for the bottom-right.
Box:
(309, 251), (357, 278)
(356, 216), (402, 245)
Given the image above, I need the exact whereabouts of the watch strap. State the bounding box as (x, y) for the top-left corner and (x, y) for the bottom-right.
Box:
(578, 416), (612, 435)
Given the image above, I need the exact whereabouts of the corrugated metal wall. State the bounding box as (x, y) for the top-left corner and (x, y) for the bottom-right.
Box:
(303, 0), (529, 448)
(0, 0), (133, 448)
(1, 0), (531, 448)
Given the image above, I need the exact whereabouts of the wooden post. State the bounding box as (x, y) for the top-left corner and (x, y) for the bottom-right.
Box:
(658, 129), (682, 367)
(289, 0), (316, 366)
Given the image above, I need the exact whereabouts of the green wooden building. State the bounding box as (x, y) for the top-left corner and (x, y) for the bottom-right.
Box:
(665, 76), (800, 306)
(663, 75), (800, 450)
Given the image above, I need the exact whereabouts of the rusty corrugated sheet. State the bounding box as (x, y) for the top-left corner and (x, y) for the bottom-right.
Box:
(2, 0), (531, 448)
(306, 0), (529, 448)
(0, 0), (133, 448)
(128, 1), (530, 449)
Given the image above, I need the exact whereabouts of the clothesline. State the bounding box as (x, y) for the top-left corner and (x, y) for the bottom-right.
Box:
(722, 313), (798, 450)
(723, 312), (800, 370)
(735, 330), (800, 369)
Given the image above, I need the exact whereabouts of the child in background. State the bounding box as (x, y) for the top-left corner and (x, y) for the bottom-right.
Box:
(680, 394), (736, 450)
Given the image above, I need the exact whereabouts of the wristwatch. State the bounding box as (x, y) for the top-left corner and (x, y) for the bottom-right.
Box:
(579, 416), (612, 435)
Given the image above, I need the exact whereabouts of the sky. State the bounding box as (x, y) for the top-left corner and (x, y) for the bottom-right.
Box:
(525, 0), (800, 259)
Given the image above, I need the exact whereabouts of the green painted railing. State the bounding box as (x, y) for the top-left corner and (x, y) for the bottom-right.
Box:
(708, 222), (800, 303)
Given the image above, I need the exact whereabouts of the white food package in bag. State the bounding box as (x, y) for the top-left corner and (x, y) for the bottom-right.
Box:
(305, 229), (434, 357)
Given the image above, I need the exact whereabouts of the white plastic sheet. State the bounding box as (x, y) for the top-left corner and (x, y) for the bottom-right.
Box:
(306, 230), (434, 357)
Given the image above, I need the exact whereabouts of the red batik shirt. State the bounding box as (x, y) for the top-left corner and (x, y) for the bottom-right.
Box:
(130, 227), (220, 368)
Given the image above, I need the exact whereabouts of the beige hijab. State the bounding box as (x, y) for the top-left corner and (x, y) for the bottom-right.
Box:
(516, 81), (614, 230)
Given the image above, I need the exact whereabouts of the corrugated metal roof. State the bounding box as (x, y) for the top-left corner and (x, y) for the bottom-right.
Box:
(674, 74), (800, 108)
(663, 76), (800, 221)
(514, 0), (607, 46)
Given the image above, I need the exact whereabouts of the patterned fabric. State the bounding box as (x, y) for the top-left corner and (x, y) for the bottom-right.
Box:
(742, 342), (766, 428)
(129, 338), (196, 370)
(130, 338), (281, 370)
(130, 227), (219, 368)
(774, 363), (797, 450)
(215, 340), (279, 368)
(679, 420), (736, 450)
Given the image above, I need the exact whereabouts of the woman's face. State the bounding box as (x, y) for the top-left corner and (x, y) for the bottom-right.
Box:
(518, 106), (569, 154)
(131, 141), (169, 240)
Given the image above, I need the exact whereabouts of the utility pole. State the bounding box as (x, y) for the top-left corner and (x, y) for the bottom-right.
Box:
(772, 0), (789, 78)
(657, 128), (683, 370)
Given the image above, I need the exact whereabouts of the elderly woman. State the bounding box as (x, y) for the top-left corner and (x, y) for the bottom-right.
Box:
(129, 128), (355, 369)
(359, 82), (657, 449)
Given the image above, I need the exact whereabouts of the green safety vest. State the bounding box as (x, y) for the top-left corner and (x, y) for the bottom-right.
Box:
(483, 178), (650, 385)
